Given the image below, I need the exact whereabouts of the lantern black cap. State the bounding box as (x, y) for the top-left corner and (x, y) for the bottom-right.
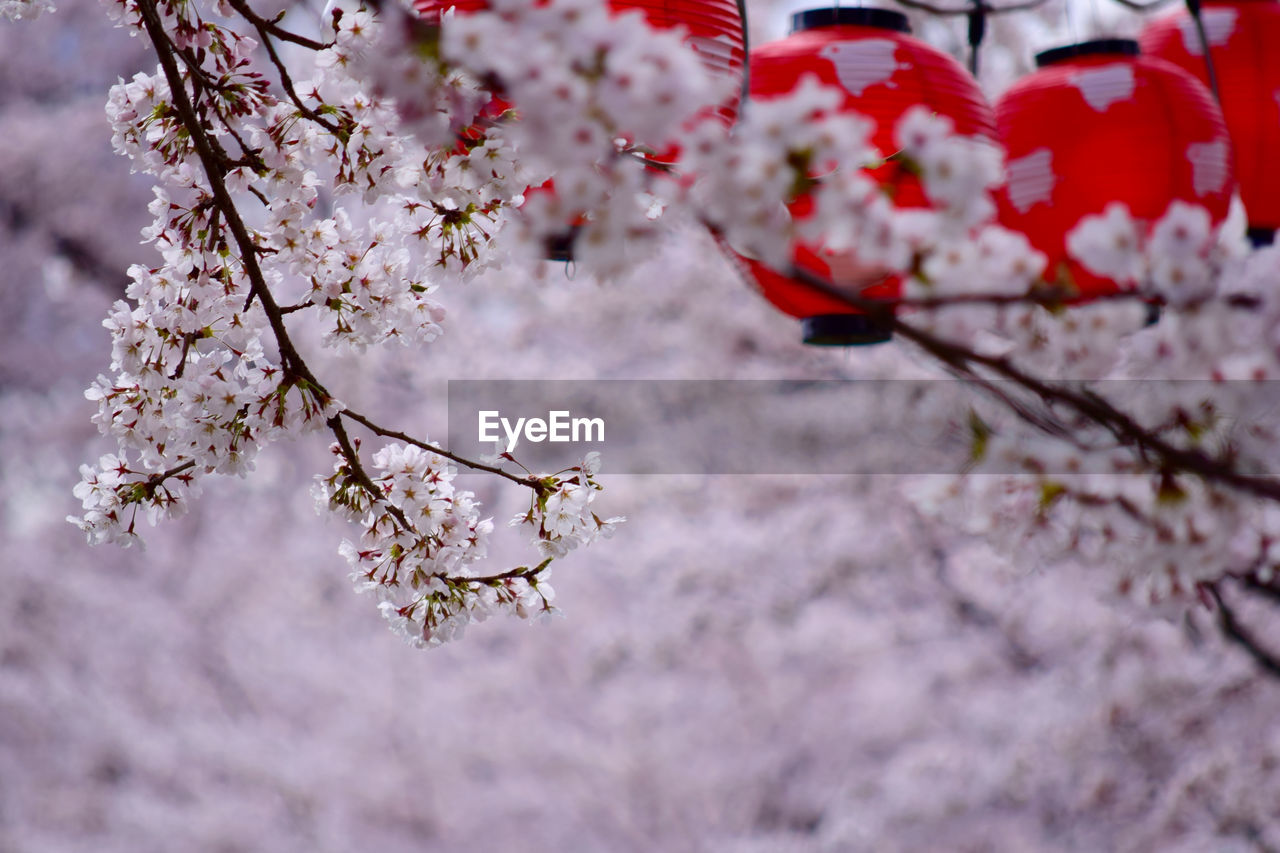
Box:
(802, 314), (894, 346)
(1144, 301), (1161, 327)
(791, 7), (911, 34)
(1036, 39), (1139, 68)
(1248, 227), (1276, 248)
(544, 228), (578, 263)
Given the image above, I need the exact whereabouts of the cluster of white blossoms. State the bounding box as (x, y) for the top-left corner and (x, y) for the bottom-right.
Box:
(916, 199), (1280, 603)
(510, 452), (626, 560)
(894, 106), (1005, 231)
(918, 409), (1280, 603)
(1068, 199), (1242, 307)
(0, 0), (51, 20)
(63, 0), (631, 645)
(319, 440), (500, 648)
(680, 76), (874, 268)
(432, 0), (729, 273)
(317, 444), (621, 647)
(886, 109), (1050, 347)
(682, 95), (1013, 333)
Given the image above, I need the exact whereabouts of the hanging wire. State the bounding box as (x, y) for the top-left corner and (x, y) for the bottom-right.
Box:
(735, 0), (750, 111)
(966, 0), (987, 75)
(1106, 0), (1221, 101)
(1182, 0), (1222, 102)
(891, 0), (1051, 77)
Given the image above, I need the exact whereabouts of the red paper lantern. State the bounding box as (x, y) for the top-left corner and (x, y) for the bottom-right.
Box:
(734, 7), (996, 346)
(994, 40), (1235, 298)
(1139, 0), (1280, 240)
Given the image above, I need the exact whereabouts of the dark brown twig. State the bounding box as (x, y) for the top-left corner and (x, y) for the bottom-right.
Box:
(135, 0), (545, 592)
(225, 0), (328, 51)
(227, 0), (342, 134)
(1205, 581), (1280, 680)
(340, 408), (547, 491)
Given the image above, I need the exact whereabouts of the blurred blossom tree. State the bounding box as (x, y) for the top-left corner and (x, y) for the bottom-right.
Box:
(2, 0), (1279, 668)
(2, 0), (1280, 849)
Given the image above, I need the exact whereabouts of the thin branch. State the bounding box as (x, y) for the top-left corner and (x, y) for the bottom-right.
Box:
(734, 0), (749, 115)
(183, 55), (271, 171)
(139, 0), (540, 504)
(878, 289), (1258, 312)
(340, 407), (547, 491)
(1185, 0), (1223, 102)
(1066, 487), (1177, 538)
(1240, 574), (1280, 607)
(229, 0), (341, 134)
(464, 558), (553, 587)
(136, 0), (328, 397)
(145, 459), (198, 486)
(225, 0), (328, 51)
(956, 374), (1076, 443)
(1205, 581), (1280, 680)
(328, 412), (553, 591)
(325, 413), (411, 532)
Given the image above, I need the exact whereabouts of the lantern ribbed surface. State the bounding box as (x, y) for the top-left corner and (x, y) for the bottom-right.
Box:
(1139, 0), (1280, 231)
(733, 8), (996, 345)
(995, 41), (1235, 299)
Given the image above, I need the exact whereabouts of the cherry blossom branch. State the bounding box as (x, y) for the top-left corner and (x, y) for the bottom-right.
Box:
(1061, 486), (1176, 537)
(140, 459), (198, 491)
(1240, 573), (1280, 606)
(224, 0), (328, 51)
(959, 375), (1075, 442)
(325, 413), (413, 532)
(326, 414), (554, 593)
(1204, 581), (1280, 680)
(178, 56), (271, 171)
(465, 558), (553, 587)
(783, 263), (1280, 505)
(339, 408), (549, 491)
(136, 0), (310, 378)
(226, 0), (342, 134)
(864, 288), (1259, 312)
(137, 0), (543, 513)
